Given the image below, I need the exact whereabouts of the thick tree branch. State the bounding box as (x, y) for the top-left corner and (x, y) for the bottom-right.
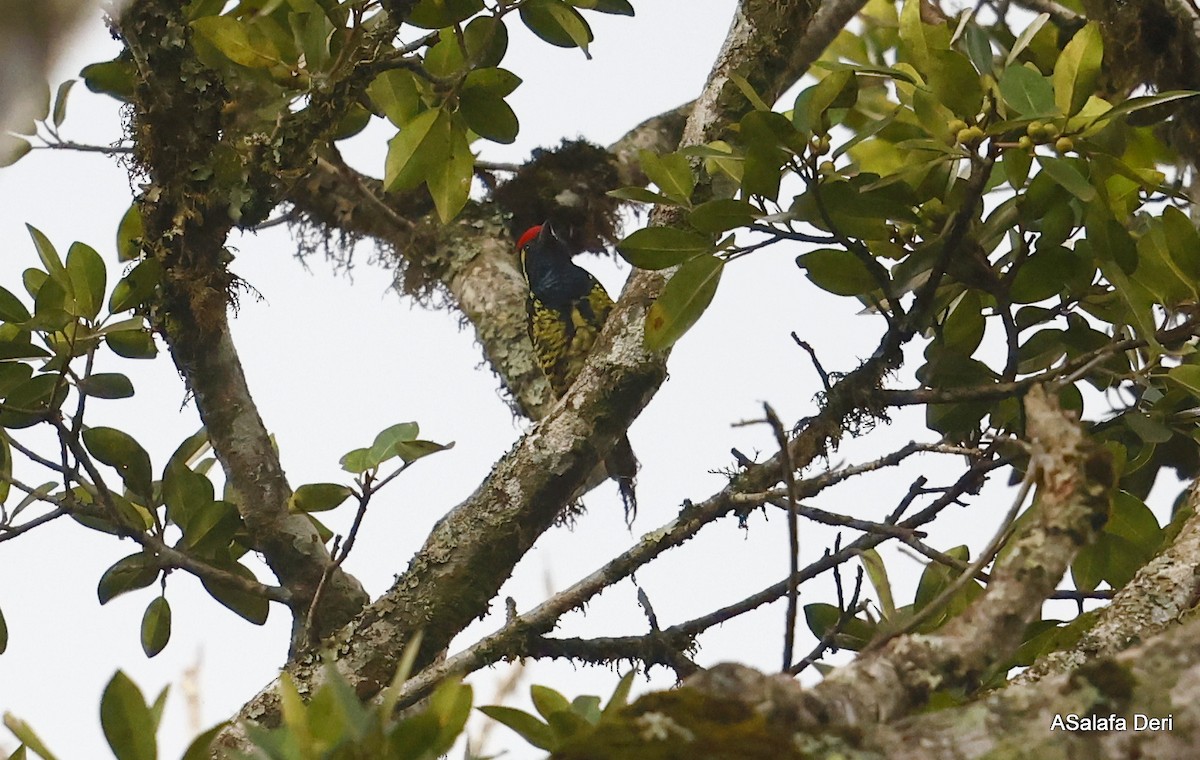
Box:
(117, 0), (372, 644)
(660, 609), (1200, 760)
(1015, 479), (1200, 683)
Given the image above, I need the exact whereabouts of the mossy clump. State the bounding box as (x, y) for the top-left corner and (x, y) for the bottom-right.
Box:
(491, 139), (625, 256)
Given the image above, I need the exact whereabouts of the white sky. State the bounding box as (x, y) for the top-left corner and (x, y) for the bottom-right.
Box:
(0, 3), (1174, 758)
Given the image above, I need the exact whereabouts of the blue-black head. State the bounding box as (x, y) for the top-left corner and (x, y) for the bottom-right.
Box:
(518, 222), (594, 308)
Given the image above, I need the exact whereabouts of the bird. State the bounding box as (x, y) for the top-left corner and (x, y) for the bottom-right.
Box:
(517, 222), (638, 524)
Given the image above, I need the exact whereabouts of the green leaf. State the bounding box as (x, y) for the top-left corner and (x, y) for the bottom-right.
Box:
(0, 341), (51, 361)
(66, 242), (106, 320)
(912, 545), (984, 629)
(183, 500), (241, 556)
(898, 0), (929, 69)
(3, 715), (59, 760)
(0, 286), (31, 323)
(425, 29), (467, 79)
(1162, 206), (1200, 281)
(0, 134), (32, 168)
(1107, 490), (1161, 556)
(726, 70), (770, 112)
(858, 548), (895, 618)
(429, 681), (473, 754)
(332, 104), (371, 141)
(384, 108), (443, 192)
(116, 204), (144, 263)
(8, 480), (54, 525)
(530, 684), (571, 720)
(289, 483), (353, 513)
(998, 64), (1056, 117)
(520, 0), (594, 56)
(1002, 145), (1033, 189)
(1006, 12), (1050, 66)
(927, 50), (983, 118)
(380, 630), (426, 719)
(602, 670), (636, 716)
(0, 603), (7, 654)
(291, 10), (332, 73)
(339, 447), (375, 474)
(477, 706), (555, 750)
(163, 464), (215, 534)
(427, 118), (474, 223)
(191, 16), (283, 68)
(1036, 155), (1095, 202)
(459, 90), (519, 144)
(644, 254), (724, 351)
(180, 722), (230, 760)
(109, 258), (162, 313)
(1009, 244), (1092, 304)
(1168, 364), (1200, 398)
(106, 328), (158, 359)
(369, 422), (419, 462)
(51, 79), (75, 128)
(1090, 91), (1199, 126)
(97, 552), (159, 605)
(78, 373), (135, 400)
(462, 67), (522, 97)
(797, 248), (879, 296)
(80, 59), (136, 101)
(101, 671), (157, 760)
(1052, 22), (1103, 115)
(0, 374), (67, 429)
(408, 0), (485, 29)
(25, 225), (67, 289)
(793, 69), (856, 134)
(616, 227), (711, 269)
(463, 16), (509, 68)
(688, 199), (757, 233)
(83, 427), (154, 501)
(200, 561), (269, 625)
(368, 70), (421, 128)
(140, 597), (171, 658)
(802, 602), (875, 650)
(571, 0), (634, 14)
(638, 150), (694, 205)
(393, 439), (454, 463)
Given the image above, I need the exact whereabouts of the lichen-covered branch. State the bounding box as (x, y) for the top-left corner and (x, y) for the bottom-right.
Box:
(116, 0), (373, 643)
(1016, 482), (1200, 683)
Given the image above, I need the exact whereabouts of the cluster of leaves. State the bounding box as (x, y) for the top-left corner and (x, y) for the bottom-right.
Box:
(0, 226), (450, 660)
(248, 660), (472, 760)
(64, 0), (635, 224)
(612, 0), (1198, 556)
(4, 671), (225, 760)
(3, 643), (479, 760)
(478, 671), (634, 752)
(0, 225), (268, 654)
(3, 656), (630, 759)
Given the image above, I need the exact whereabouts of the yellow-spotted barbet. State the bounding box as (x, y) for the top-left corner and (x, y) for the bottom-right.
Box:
(518, 222), (638, 524)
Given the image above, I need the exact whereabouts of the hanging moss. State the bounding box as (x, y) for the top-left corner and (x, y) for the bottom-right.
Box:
(491, 139), (625, 256)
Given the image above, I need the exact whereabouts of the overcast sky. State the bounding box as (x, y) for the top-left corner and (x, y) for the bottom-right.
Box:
(0, 3), (1156, 758)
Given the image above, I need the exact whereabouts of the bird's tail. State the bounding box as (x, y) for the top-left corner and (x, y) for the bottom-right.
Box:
(605, 434), (639, 526)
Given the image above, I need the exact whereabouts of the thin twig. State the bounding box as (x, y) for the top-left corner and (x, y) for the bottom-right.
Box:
(765, 404), (802, 672)
(792, 333), (832, 391)
(0, 507), (68, 542)
(789, 566), (866, 676)
(870, 460), (1037, 647)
